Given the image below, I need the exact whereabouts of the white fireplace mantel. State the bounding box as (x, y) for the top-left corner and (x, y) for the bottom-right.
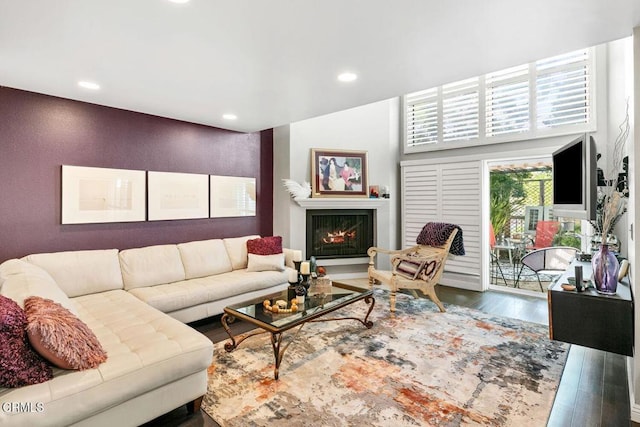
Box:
(294, 197), (389, 209)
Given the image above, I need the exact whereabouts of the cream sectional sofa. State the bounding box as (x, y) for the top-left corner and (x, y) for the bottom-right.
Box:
(0, 235), (293, 427)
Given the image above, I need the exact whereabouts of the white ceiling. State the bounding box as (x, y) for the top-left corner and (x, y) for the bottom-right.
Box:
(1, 0), (640, 133)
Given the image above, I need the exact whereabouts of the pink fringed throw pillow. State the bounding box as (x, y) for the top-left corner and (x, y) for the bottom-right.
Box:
(0, 295), (52, 387)
(24, 296), (107, 370)
(246, 236), (283, 255)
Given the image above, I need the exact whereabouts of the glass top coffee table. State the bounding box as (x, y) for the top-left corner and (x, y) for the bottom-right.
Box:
(221, 281), (375, 379)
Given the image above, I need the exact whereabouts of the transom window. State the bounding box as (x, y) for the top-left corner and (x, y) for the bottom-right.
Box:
(404, 48), (594, 152)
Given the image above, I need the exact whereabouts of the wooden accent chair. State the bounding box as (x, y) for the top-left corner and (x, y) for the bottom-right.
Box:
(367, 228), (458, 312)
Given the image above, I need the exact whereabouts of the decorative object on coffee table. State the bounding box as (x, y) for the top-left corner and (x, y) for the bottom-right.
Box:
(295, 284), (307, 304)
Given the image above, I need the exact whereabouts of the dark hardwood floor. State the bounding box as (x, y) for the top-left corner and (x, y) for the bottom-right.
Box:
(143, 286), (631, 427)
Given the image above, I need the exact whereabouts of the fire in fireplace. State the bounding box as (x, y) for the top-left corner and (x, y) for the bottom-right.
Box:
(306, 209), (374, 259)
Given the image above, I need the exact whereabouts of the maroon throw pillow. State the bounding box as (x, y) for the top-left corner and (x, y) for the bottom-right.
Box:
(0, 295), (52, 388)
(24, 296), (108, 370)
(246, 236), (283, 255)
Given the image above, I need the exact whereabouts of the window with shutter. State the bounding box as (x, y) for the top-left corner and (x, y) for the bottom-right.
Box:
(443, 78), (479, 142)
(403, 47), (595, 153)
(405, 88), (438, 148)
(536, 49), (590, 129)
(485, 64), (530, 137)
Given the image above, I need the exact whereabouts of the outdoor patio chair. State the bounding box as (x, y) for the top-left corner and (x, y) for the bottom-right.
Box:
(526, 220), (560, 251)
(490, 224), (509, 286)
(367, 223), (463, 312)
(515, 246), (578, 291)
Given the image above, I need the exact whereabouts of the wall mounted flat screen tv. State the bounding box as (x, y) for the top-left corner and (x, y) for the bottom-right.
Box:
(552, 133), (597, 220)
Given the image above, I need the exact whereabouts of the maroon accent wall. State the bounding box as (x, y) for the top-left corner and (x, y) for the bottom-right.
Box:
(0, 87), (273, 262)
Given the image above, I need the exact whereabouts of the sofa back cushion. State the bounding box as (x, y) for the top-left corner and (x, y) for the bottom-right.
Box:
(0, 259), (79, 315)
(22, 249), (123, 298)
(177, 239), (233, 280)
(223, 235), (260, 270)
(119, 244), (186, 290)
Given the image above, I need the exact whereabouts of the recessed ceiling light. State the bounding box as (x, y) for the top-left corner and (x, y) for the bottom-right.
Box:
(78, 81), (100, 90)
(337, 72), (358, 82)
(222, 114), (237, 120)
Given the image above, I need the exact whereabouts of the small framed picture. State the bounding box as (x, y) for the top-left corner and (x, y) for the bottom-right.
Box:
(311, 149), (368, 198)
(369, 185), (380, 198)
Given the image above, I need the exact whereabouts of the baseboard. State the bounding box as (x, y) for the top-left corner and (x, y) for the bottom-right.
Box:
(628, 357), (640, 423)
(441, 271), (481, 291)
(329, 272), (369, 280)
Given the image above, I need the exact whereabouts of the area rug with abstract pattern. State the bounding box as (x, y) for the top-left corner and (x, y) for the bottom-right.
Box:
(202, 289), (568, 426)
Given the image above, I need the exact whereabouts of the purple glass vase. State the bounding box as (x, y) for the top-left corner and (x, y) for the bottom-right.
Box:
(591, 244), (619, 295)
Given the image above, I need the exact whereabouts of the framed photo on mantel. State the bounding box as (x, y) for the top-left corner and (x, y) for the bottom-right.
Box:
(311, 149), (368, 198)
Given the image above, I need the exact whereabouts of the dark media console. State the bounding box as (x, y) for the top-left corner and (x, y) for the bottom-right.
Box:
(547, 260), (633, 356)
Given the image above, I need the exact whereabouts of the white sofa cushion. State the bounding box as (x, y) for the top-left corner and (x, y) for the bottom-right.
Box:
(177, 239), (233, 279)
(127, 268), (290, 314)
(246, 253), (285, 272)
(119, 244), (186, 290)
(0, 290), (213, 427)
(0, 259), (78, 316)
(223, 235), (260, 270)
(22, 249), (123, 297)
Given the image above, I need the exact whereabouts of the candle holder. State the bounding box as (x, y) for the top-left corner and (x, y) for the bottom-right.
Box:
(301, 273), (310, 289)
(295, 284), (307, 306)
(287, 277), (299, 301)
(293, 260), (302, 272)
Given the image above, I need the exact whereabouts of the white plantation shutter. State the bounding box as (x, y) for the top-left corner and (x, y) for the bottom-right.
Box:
(403, 47), (594, 152)
(405, 88), (438, 147)
(536, 49), (590, 128)
(442, 78), (479, 142)
(402, 161), (482, 288)
(485, 64), (530, 137)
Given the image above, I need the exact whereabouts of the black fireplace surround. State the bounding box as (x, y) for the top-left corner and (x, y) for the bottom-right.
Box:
(306, 209), (374, 259)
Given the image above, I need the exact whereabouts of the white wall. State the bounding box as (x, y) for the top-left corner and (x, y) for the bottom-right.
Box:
(604, 37), (634, 257)
(629, 26), (640, 422)
(273, 98), (400, 277)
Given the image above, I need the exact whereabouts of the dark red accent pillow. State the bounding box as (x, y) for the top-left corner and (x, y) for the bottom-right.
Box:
(0, 295), (53, 388)
(25, 296), (108, 370)
(246, 236), (283, 255)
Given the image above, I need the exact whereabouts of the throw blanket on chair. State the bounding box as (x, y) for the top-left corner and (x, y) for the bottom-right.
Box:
(416, 222), (465, 256)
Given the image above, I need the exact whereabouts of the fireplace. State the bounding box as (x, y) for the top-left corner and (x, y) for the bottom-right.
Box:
(306, 209), (374, 259)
